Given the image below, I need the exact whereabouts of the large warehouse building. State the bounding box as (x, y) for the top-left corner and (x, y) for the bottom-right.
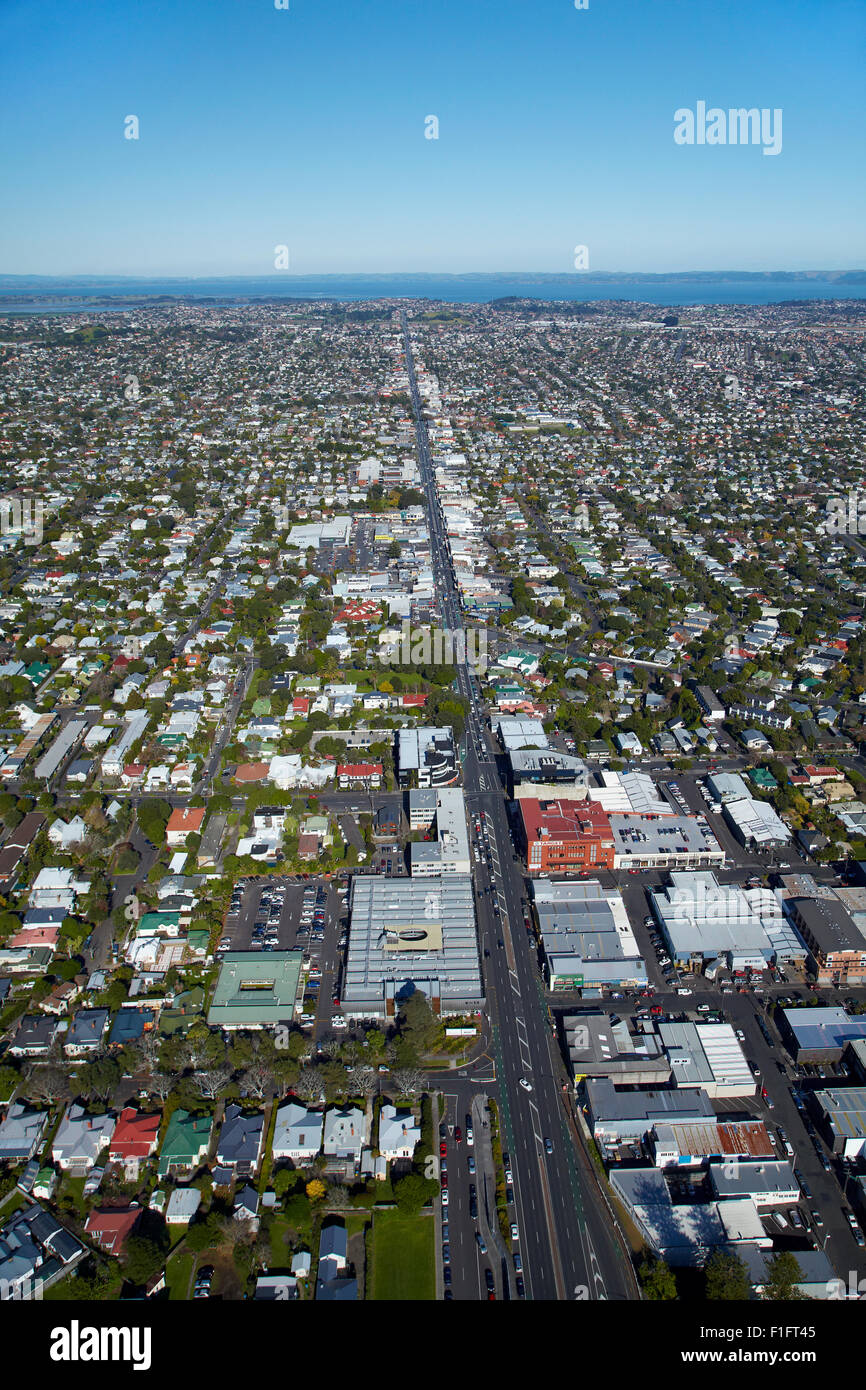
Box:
(343, 875), (483, 1020)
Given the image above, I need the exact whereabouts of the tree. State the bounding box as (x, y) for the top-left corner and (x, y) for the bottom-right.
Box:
(393, 1171), (438, 1215)
(293, 1069), (325, 1104)
(195, 1067), (232, 1100)
(185, 1212), (222, 1253)
(638, 1253), (677, 1300)
(26, 1063), (70, 1105)
(705, 1249), (751, 1301)
(305, 1178), (327, 1203)
(123, 1231), (168, 1286)
(762, 1251), (808, 1301)
(390, 1067), (424, 1098)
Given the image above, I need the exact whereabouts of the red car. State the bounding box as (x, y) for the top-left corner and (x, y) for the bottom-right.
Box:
(440, 1173), (448, 1189)
(454, 1126), (462, 1142)
(439, 1141), (447, 1157)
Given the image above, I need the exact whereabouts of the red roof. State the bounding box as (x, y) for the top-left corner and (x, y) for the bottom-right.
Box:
(401, 693), (428, 707)
(293, 697), (310, 715)
(234, 762), (269, 782)
(110, 1107), (161, 1160)
(337, 763), (383, 778)
(85, 1206), (141, 1254)
(166, 807), (206, 837)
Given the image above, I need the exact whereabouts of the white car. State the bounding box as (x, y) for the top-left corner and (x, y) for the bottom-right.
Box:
(519, 1077), (533, 1092)
(510, 1223), (519, 1240)
(441, 1187), (449, 1207)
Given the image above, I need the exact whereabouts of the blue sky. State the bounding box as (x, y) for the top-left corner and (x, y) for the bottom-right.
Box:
(1, 0), (863, 274)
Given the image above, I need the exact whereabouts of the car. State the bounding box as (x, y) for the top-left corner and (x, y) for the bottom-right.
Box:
(440, 1158), (447, 1174)
(788, 1208), (804, 1229)
(484, 1269), (495, 1293)
(515, 1276), (525, 1298)
(439, 1141), (447, 1157)
(845, 1211), (861, 1233)
(735, 1029), (746, 1042)
(443, 1266), (452, 1286)
(442, 1242), (451, 1264)
(454, 1126), (462, 1142)
(544, 1137), (553, 1155)
(510, 1222), (519, 1240)
(810, 1210), (824, 1227)
(513, 1253), (522, 1272)
(770, 1212), (788, 1231)
(467, 1155), (475, 1174)
(441, 1187), (449, 1207)
(519, 1077), (533, 1092)
(476, 1232), (487, 1254)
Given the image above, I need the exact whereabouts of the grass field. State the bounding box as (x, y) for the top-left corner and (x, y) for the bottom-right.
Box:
(368, 1209), (435, 1301)
(166, 1250), (195, 1301)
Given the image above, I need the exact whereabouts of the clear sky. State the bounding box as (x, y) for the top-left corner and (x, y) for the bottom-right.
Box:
(1, 0), (863, 275)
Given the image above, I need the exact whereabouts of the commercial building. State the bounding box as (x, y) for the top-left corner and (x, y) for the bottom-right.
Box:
(519, 798), (615, 875)
(531, 879), (646, 991)
(508, 748), (589, 800)
(207, 951), (303, 1029)
(609, 1167), (728, 1268)
(396, 727), (457, 788)
(408, 787), (470, 877)
(650, 1119), (774, 1168)
(708, 1158), (800, 1207)
(343, 875), (482, 1020)
(784, 896), (866, 986)
(609, 813), (725, 871)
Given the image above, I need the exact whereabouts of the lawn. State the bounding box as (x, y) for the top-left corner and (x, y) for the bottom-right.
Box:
(165, 1250), (196, 1301)
(368, 1209), (435, 1301)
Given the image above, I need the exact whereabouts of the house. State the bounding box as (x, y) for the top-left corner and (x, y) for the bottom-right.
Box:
(272, 1101), (323, 1164)
(84, 1205), (141, 1255)
(255, 1273), (298, 1300)
(216, 1104), (265, 1176)
(51, 1106), (116, 1175)
(165, 807), (206, 847)
(109, 1108), (161, 1179)
(316, 1219), (357, 1301)
(107, 1005), (157, 1047)
(64, 1008), (110, 1057)
(0, 1201), (86, 1298)
(47, 815), (88, 849)
(323, 1106), (364, 1167)
(165, 1187), (202, 1225)
(377, 1105), (420, 1162)
(157, 1109), (212, 1177)
(8, 1014), (61, 1057)
(0, 1104), (49, 1162)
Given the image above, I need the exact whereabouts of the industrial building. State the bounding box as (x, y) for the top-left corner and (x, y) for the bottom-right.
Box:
(657, 1021), (756, 1098)
(562, 1012), (670, 1085)
(583, 1076), (715, 1144)
(343, 875), (483, 1020)
(776, 1005), (866, 1063)
(722, 796), (791, 850)
(810, 1086), (866, 1158)
(649, 871), (804, 970)
(508, 747), (589, 800)
(33, 719), (87, 783)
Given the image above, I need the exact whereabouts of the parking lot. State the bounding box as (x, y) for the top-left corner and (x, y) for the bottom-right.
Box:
(217, 874), (349, 1035)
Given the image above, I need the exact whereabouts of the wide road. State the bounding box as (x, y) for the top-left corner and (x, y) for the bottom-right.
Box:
(401, 312), (636, 1302)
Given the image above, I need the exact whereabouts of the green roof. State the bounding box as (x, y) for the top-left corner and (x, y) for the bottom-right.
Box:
(207, 950), (303, 1028)
(157, 1109), (212, 1174)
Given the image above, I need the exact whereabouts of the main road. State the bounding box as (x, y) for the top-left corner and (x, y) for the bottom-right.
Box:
(401, 312), (636, 1302)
